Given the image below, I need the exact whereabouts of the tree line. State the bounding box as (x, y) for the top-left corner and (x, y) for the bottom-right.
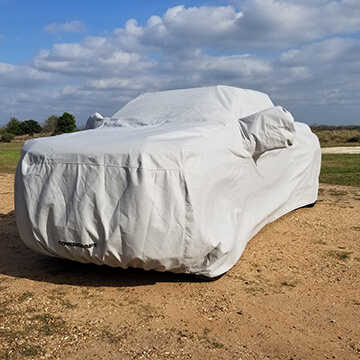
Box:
(310, 124), (360, 131)
(0, 112), (77, 142)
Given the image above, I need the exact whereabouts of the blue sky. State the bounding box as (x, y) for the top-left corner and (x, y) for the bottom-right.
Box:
(0, 0), (359, 126)
(0, 0), (198, 63)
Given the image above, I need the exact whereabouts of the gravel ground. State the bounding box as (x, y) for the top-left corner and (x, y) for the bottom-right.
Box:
(321, 146), (360, 154)
(1, 173), (360, 359)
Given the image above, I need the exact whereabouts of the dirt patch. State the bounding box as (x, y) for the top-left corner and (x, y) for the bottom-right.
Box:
(1, 175), (359, 359)
(0, 174), (14, 216)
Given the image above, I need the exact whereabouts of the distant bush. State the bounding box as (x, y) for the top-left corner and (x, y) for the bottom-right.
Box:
(1, 132), (15, 142)
(346, 136), (360, 143)
(313, 128), (360, 146)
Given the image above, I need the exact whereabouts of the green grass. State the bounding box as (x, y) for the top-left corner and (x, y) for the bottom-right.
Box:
(0, 150), (21, 174)
(320, 154), (360, 187)
(0, 142), (22, 174)
(327, 250), (352, 261)
(0, 142), (24, 150)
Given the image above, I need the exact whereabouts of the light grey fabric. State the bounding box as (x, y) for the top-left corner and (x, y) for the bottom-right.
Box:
(109, 85), (273, 127)
(85, 112), (109, 129)
(239, 106), (296, 157)
(15, 86), (321, 278)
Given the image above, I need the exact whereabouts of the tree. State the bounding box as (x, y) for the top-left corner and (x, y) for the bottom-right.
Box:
(20, 120), (42, 136)
(52, 112), (76, 135)
(42, 115), (59, 134)
(6, 117), (23, 136)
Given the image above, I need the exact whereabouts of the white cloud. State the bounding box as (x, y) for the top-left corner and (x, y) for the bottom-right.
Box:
(0, 1), (359, 126)
(276, 37), (360, 103)
(280, 37), (360, 66)
(114, 1), (360, 53)
(32, 39), (155, 78)
(0, 62), (56, 88)
(44, 20), (88, 34)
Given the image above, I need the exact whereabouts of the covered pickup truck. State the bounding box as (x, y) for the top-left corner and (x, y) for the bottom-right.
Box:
(15, 85), (321, 278)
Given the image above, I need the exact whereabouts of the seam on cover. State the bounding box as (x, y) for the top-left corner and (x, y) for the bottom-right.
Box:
(25, 161), (182, 171)
(140, 170), (158, 260)
(181, 170), (193, 262)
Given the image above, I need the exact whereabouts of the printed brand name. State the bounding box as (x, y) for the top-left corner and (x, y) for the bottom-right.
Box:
(58, 241), (98, 249)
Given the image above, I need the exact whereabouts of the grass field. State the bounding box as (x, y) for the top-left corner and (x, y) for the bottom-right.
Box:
(0, 142), (22, 174)
(320, 154), (360, 187)
(1, 142), (359, 187)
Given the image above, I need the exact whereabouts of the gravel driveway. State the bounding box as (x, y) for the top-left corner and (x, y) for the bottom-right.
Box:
(321, 146), (360, 154)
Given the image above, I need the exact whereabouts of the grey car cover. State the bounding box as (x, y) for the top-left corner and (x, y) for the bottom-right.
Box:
(15, 86), (321, 278)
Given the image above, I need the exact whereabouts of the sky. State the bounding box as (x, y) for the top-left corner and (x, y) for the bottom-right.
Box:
(0, 0), (359, 127)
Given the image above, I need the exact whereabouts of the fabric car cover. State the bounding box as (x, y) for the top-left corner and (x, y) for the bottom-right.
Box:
(15, 85), (321, 278)
(239, 106), (296, 157)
